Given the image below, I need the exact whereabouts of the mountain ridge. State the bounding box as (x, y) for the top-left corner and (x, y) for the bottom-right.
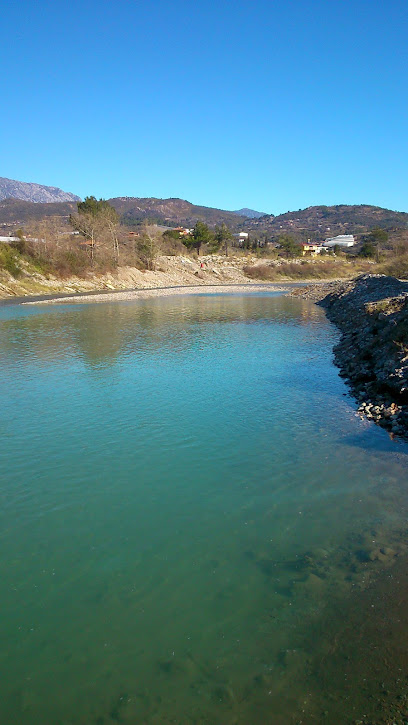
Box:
(1, 192), (408, 239)
(232, 208), (266, 219)
(108, 196), (247, 228)
(0, 177), (80, 203)
(244, 204), (408, 240)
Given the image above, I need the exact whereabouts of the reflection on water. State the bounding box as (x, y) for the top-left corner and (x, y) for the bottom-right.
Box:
(0, 293), (407, 724)
(0, 294), (323, 368)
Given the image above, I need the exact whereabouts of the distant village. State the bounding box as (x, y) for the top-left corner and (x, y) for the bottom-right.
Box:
(0, 228), (356, 262)
(170, 227), (356, 255)
(298, 234), (355, 254)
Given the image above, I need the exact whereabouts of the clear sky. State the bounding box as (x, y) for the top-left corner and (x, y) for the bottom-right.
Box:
(1, 0), (407, 214)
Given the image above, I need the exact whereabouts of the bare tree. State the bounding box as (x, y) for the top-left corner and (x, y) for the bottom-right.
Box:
(103, 210), (120, 262)
(26, 216), (62, 255)
(70, 211), (99, 262)
(136, 224), (162, 270)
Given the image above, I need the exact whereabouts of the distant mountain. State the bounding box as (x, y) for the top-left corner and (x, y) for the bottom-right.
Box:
(108, 197), (245, 229)
(233, 208), (266, 219)
(1, 195), (408, 241)
(0, 177), (80, 203)
(0, 195), (246, 231)
(245, 204), (408, 240)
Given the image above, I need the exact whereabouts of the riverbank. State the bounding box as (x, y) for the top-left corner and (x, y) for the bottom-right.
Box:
(21, 282), (291, 305)
(0, 250), (361, 300)
(0, 253), (264, 299)
(292, 274), (408, 439)
(3, 253), (322, 299)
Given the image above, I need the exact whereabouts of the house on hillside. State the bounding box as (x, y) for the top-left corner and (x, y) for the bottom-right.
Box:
(232, 232), (249, 247)
(175, 227), (193, 237)
(301, 242), (322, 256)
(323, 234), (355, 248)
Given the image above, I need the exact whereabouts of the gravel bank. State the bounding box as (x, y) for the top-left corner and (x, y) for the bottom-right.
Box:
(289, 280), (345, 302)
(23, 282), (291, 306)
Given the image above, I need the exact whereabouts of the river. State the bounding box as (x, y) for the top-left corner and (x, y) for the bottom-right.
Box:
(0, 292), (407, 724)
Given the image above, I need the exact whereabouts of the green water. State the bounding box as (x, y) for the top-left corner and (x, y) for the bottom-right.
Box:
(0, 293), (407, 725)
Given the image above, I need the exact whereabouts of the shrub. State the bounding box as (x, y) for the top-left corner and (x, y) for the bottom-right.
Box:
(0, 243), (22, 277)
(243, 264), (277, 280)
(51, 248), (92, 277)
(160, 234), (186, 256)
(378, 254), (408, 279)
(244, 260), (356, 281)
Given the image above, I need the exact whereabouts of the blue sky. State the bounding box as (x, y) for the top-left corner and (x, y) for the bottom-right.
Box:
(1, 0), (407, 214)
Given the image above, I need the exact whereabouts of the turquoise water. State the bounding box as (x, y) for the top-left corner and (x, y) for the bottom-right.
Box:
(0, 292), (407, 725)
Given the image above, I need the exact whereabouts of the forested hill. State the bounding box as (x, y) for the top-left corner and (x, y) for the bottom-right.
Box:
(0, 196), (250, 232)
(1, 196), (408, 239)
(246, 205), (408, 240)
(0, 198), (77, 227)
(108, 197), (247, 228)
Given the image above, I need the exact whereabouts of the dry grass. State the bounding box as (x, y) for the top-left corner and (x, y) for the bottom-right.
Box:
(377, 254), (408, 279)
(243, 258), (375, 281)
(0, 240), (119, 280)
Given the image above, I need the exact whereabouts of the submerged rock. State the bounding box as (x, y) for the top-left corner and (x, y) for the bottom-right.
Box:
(212, 684), (235, 703)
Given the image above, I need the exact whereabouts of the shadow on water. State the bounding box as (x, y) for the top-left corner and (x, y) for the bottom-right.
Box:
(339, 428), (408, 454)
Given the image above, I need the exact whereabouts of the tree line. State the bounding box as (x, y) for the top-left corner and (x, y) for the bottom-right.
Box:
(1, 194), (402, 281)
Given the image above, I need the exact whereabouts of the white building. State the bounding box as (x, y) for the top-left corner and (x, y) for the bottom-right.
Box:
(232, 232), (249, 246)
(323, 234), (355, 248)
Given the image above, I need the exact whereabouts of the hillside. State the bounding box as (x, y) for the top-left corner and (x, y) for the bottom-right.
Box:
(245, 204), (408, 240)
(2, 196), (408, 240)
(0, 196), (247, 232)
(110, 200), (408, 237)
(108, 197), (247, 228)
(0, 198), (77, 230)
(0, 177), (80, 203)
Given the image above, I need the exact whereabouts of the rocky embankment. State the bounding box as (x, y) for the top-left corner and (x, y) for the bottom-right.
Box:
(293, 275), (408, 438)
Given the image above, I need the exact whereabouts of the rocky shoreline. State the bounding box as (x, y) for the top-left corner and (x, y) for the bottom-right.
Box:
(292, 274), (408, 439)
